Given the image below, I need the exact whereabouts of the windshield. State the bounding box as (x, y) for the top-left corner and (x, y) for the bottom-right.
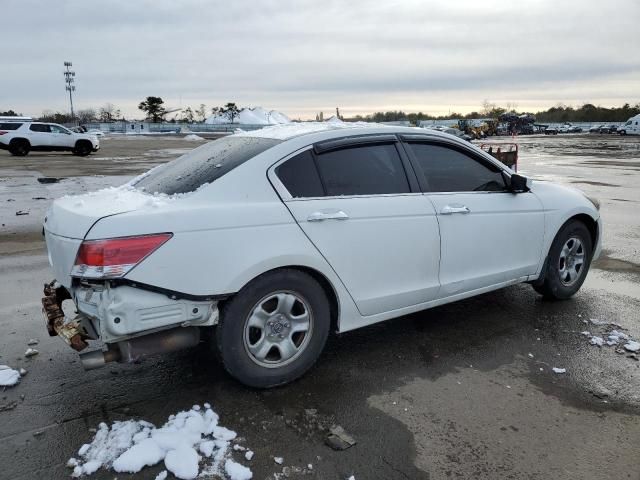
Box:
(133, 136), (281, 195)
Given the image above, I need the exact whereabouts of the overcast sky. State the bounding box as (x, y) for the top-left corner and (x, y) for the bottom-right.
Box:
(3, 0), (639, 119)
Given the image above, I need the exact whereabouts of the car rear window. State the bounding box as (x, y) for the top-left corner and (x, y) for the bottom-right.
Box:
(133, 136), (280, 195)
(0, 123), (22, 130)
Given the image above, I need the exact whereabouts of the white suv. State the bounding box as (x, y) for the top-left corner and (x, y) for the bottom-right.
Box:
(0, 121), (100, 156)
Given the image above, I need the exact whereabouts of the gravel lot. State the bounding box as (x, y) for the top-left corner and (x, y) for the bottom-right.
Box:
(1, 133), (639, 480)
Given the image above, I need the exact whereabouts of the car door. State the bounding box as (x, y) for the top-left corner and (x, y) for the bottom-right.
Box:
(50, 124), (75, 148)
(28, 123), (52, 147)
(402, 138), (545, 296)
(270, 137), (441, 317)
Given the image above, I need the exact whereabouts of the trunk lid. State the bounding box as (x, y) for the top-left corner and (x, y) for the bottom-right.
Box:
(43, 187), (170, 287)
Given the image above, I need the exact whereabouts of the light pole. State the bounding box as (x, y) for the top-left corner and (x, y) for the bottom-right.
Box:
(63, 61), (76, 119)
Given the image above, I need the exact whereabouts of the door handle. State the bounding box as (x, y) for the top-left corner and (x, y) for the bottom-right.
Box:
(440, 204), (471, 215)
(307, 210), (349, 222)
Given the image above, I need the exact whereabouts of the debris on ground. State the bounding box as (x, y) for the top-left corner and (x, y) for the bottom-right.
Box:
(32, 197), (48, 200)
(273, 457), (284, 465)
(0, 401), (18, 412)
(552, 368), (566, 374)
(24, 348), (39, 357)
(27, 339), (39, 346)
(19, 368), (27, 376)
(0, 365), (21, 386)
(37, 177), (62, 184)
(590, 336), (604, 347)
(583, 324), (638, 358)
(244, 450), (254, 461)
(325, 425), (356, 451)
(69, 403), (251, 479)
(15, 210), (29, 216)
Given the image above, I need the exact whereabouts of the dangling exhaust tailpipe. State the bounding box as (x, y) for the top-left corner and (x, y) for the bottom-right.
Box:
(79, 327), (201, 370)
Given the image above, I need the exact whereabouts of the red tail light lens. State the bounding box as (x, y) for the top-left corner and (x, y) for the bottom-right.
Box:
(72, 233), (172, 279)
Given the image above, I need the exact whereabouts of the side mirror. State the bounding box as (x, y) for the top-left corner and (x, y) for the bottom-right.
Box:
(508, 173), (530, 193)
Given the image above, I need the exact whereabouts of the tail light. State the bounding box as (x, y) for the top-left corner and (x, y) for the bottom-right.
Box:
(71, 233), (172, 279)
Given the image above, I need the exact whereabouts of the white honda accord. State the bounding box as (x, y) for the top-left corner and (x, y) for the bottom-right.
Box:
(42, 123), (602, 387)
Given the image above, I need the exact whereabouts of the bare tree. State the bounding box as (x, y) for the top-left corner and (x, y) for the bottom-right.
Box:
(76, 108), (97, 123)
(196, 104), (207, 122)
(99, 103), (121, 122)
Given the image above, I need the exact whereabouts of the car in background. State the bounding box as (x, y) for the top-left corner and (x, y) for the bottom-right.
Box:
(0, 122), (99, 156)
(567, 126), (583, 133)
(589, 125), (603, 133)
(544, 126), (558, 135)
(41, 123), (602, 388)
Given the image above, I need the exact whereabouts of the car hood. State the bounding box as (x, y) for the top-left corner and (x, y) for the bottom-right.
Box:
(44, 186), (174, 239)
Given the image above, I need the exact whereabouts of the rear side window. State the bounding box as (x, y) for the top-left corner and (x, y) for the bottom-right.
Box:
(315, 143), (410, 196)
(276, 150), (324, 198)
(407, 143), (507, 193)
(0, 123), (22, 130)
(30, 124), (51, 133)
(133, 136), (280, 195)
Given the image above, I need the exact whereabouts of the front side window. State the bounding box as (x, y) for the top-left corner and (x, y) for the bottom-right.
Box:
(406, 143), (507, 193)
(50, 125), (71, 134)
(314, 143), (410, 196)
(29, 124), (51, 133)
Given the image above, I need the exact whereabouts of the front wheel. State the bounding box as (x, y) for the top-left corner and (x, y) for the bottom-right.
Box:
(216, 269), (330, 388)
(73, 141), (93, 156)
(533, 220), (593, 300)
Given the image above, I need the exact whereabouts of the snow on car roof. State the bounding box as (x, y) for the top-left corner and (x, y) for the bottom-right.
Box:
(233, 120), (388, 140)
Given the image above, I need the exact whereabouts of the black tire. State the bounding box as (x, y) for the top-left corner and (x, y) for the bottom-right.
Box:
(216, 269), (330, 388)
(619, 130), (626, 136)
(9, 139), (30, 156)
(533, 220), (593, 300)
(73, 140), (93, 156)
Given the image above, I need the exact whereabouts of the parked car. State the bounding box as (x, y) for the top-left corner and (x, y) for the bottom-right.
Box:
(618, 114), (640, 135)
(544, 126), (558, 135)
(567, 126), (583, 133)
(42, 124), (602, 387)
(589, 125), (603, 133)
(0, 121), (99, 156)
(598, 125), (618, 134)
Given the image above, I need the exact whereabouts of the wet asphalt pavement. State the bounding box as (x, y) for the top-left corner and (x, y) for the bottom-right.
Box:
(1, 134), (639, 480)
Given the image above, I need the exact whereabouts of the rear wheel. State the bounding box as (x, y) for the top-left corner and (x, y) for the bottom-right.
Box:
(9, 139), (30, 156)
(533, 220), (593, 300)
(216, 269), (330, 388)
(73, 141), (93, 156)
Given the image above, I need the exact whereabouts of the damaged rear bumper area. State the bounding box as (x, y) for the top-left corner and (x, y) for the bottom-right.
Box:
(42, 280), (218, 370)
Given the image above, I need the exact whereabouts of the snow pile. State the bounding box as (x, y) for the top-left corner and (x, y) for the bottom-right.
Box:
(183, 134), (205, 141)
(0, 365), (21, 387)
(69, 404), (252, 480)
(206, 107), (291, 125)
(235, 121), (387, 141)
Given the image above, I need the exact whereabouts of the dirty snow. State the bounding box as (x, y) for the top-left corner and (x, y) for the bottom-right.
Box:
(589, 336), (604, 347)
(24, 348), (39, 357)
(0, 365), (21, 386)
(69, 404), (251, 479)
(624, 341), (640, 352)
(244, 450), (254, 461)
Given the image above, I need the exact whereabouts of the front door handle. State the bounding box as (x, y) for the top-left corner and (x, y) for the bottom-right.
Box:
(440, 204), (471, 215)
(307, 210), (349, 222)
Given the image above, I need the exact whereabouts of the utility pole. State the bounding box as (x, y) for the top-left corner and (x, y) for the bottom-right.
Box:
(63, 61), (76, 119)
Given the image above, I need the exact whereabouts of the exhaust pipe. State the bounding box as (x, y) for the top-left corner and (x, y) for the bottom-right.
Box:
(80, 327), (200, 370)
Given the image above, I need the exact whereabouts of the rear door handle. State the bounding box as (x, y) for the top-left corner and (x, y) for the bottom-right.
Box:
(440, 204), (470, 215)
(307, 210), (349, 222)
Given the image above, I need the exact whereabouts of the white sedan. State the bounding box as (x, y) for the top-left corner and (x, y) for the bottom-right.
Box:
(42, 123), (602, 387)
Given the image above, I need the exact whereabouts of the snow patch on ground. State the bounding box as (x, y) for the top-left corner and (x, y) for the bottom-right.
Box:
(552, 368), (566, 374)
(0, 365), (21, 386)
(69, 404), (251, 479)
(183, 134), (206, 141)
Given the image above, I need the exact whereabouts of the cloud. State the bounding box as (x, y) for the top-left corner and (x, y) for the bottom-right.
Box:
(3, 0), (639, 118)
